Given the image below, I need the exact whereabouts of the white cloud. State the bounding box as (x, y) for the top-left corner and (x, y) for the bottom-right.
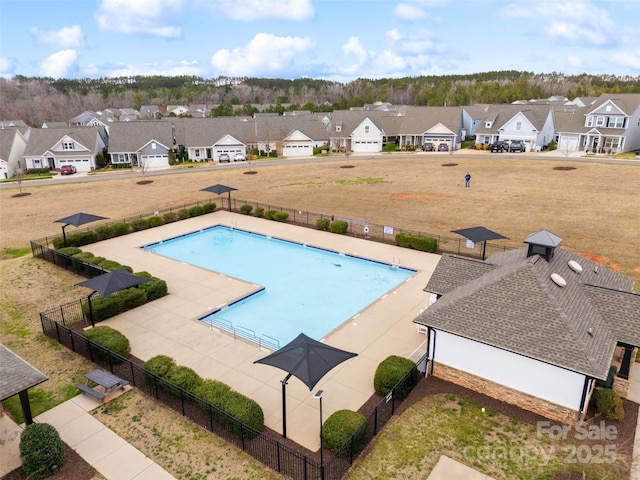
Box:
(206, 0), (314, 21)
(39, 50), (78, 78)
(567, 55), (583, 68)
(211, 33), (313, 76)
(95, 0), (183, 37)
(86, 60), (205, 77)
(29, 25), (85, 48)
(613, 52), (640, 70)
(503, 1), (618, 47)
(394, 3), (428, 21)
(0, 56), (15, 76)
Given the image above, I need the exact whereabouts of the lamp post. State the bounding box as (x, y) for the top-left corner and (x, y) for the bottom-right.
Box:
(313, 389), (325, 480)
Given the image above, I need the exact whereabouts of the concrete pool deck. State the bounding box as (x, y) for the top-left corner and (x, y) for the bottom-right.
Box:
(82, 211), (441, 452)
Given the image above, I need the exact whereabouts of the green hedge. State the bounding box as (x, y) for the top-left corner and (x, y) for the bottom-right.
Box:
(147, 355), (265, 434)
(330, 220), (348, 234)
(135, 271), (168, 301)
(373, 355), (418, 400)
(395, 232), (438, 252)
(254, 207), (265, 218)
(322, 409), (366, 452)
(316, 218), (330, 231)
(87, 287), (147, 323)
(594, 388), (625, 421)
(83, 325), (131, 358)
(20, 423), (65, 479)
(240, 204), (253, 215)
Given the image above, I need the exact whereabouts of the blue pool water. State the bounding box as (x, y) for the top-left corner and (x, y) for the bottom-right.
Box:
(144, 226), (415, 347)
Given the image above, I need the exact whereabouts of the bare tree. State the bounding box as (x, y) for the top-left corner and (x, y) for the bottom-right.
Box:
(558, 136), (579, 169)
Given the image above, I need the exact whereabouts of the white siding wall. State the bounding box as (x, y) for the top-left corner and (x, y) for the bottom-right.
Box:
(432, 330), (585, 411)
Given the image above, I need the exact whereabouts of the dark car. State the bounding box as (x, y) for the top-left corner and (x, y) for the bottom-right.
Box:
(508, 140), (525, 152)
(218, 153), (230, 163)
(490, 141), (508, 152)
(422, 143), (435, 151)
(437, 143), (449, 152)
(59, 165), (76, 175)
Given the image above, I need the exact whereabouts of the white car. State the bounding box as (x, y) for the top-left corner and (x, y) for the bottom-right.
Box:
(233, 152), (246, 162)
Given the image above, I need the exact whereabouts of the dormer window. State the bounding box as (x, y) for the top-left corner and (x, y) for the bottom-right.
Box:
(62, 141), (74, 150)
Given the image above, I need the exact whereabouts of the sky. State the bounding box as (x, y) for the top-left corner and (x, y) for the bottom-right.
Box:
(1, 0), (639, 82)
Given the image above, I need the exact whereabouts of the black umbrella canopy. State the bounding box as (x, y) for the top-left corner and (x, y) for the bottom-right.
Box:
(76, 269), (152, 298)
(200, 184), (237, 195)
(53, 212), (109, 227)
(255, 333), (357, 390)
(450, 226), (508, 243)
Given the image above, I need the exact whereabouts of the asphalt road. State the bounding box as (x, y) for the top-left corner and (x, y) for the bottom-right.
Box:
(2, 151), (638, 190)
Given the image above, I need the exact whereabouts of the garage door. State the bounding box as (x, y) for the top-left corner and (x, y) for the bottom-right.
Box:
(283, 144), (313, 157)
(353, 140), (381, 152)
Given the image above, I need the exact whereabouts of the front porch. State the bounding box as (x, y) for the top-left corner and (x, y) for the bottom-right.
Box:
(611, 346), (640, 402)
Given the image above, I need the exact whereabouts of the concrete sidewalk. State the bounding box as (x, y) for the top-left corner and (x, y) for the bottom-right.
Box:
(427, 455), (496, 479)
(0, 393), (175, 480)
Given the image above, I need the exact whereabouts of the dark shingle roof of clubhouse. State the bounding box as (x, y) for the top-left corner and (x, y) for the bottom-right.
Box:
(0, 344), (49, 401)
(418, 242), (637, 380)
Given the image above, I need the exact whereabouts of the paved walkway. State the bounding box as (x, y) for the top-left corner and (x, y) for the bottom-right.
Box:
(629, 362), (640, 480)
(0, 393), (175, 479)
(427, 455), (496, 480)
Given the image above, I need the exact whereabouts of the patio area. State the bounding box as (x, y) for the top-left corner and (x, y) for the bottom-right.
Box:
(81, 211), (440, 451)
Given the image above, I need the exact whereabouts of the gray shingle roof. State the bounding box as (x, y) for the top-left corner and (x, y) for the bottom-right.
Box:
(107, 121), (174, 153)
(418, 244), (637, 379)
(473, 104), (553, 135)
(0, 344), (48, 401)
(23, 126), (106, 156)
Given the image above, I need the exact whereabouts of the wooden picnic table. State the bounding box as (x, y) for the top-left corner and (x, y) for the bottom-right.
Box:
(84, 370), (128, 394)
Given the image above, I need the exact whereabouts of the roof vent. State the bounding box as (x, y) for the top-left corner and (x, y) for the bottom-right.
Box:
(568, 260), (583, 273)
(550, 273), (567, 287)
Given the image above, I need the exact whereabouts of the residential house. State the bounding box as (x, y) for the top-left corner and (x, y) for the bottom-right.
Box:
(139, 105), (161, 119)
(579, 93), (640, 154)
(107, 121), (174, 169)
(396, 106), (464, 151)
(415, 230), (640, 424)
(473, 104), (555, 151)
(22, 126), (107, 172)
(69, 111), (110, 128)
(0, 125), (30, 177)
(328, 110), (402, 153)
(166, 105), (190, 116)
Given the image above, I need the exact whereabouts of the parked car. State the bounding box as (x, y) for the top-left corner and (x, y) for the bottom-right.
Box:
(422, 143), (435, 152)
(508, 140), (525, 152)
(437, 143), (449, 152)
(59, 165), (76, 175)
(218, 153), (230, 163)
(490, 141), (508, 153)
(233, 152), (246, 162)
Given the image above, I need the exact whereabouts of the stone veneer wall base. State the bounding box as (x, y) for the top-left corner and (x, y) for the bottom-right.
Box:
(431, 361), (581, 425)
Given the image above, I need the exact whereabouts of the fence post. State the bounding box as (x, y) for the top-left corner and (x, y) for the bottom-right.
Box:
(69, 329), (75, 351)
(129, 362), (135, 386)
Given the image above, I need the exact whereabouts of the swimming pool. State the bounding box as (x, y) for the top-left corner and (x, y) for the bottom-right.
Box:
(143, 226), (415, 348)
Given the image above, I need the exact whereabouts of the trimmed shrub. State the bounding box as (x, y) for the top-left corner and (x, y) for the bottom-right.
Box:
(95, 223), (130, 241)
(264, 209), (277, 220)
(72, 252), (100, 263)
(88, 288), (147, 323)
(330, 220), (349, 234)
(272, 211), (289, 222)
(214, 390), (264, 435)
(254, 207), (265, 218)
(202, 202), (216, 213)
(195, 379), (231, 404)
(144, 355), (177, 378)
(165, 365), (204, 393)
(594, 388), (625, 421)
(178, 209), (190, 220)
(240, 204), (253, 215)
(148, 215), (164, 228)
(129, 218), (152, 231)
(322, 409), (366, 452)
(58, 230), (99, 248)
(316, 218), (330, 231)
(135, 271), (168, 301)
(20, 423), (64, 479)
(163, 212), (178, 223)
(373, 355), (418, 400)
(94, 260), (132, 272)
(57, 246), (82, 256)
(84, 325), (131, 358)
(188, 205), (206, 217)
(394, 232), (438, 253)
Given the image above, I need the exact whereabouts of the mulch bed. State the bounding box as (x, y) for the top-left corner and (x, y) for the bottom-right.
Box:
(553, 166), (577, 171)
(441, 163), (458, 166)
(2, 442), (97, 480)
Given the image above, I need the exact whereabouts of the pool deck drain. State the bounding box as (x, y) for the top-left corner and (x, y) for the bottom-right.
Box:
(83, 211), (441, 451)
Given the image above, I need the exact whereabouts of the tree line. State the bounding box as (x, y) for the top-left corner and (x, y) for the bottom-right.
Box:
(1, 71), (639, 127)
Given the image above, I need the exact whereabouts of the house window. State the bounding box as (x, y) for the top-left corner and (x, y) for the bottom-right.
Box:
(364, 125), (370, 133)
(515, 121), (522, 131)
(595, 116), (605, 127)
(586, 116), (593, 127)
(605, 105), (612, 112)
(62, 141), (74, 150)
(603, 137), (620, 148)
(151, 142), (157, 149)
(194, 149), (200, 158)
(607, 117), (624, 128)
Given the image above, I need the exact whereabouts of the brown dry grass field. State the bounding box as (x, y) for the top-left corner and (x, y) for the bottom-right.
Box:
(0, 155), (638, 480)
(2, 156), (640, 281)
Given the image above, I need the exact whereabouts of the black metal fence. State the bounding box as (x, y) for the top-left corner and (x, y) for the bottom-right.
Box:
(31, 196), (512, 261)
(40, 303), (425, 480)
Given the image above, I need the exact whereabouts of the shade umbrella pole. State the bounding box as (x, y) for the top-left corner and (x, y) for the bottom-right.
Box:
(227, 192), (232, 212)
(87, 291), (97, 328)
(62, 224), (68, 247)
(281, 373), (292, 438)
(482, 241), (487, 260)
